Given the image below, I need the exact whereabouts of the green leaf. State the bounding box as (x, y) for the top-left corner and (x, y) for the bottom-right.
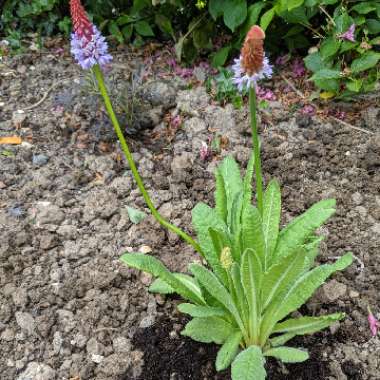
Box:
(314, 79), (340, 92)
(126, 206), (146, 224)
(242, 2), (266, 35)
(287, 0), (304, 11)
(224, 0), (248, 32)
(366, 19), (380, 34)
(178, 303), (226, 318)
(261, 253), (353, 342)
(269, 332), (296, 347)
(212, 46), (232, 68)
(117, 15), (133, 25)
(190, 264), (245, 332)
(155, 14), (174, 38)
(346, 79), (363, 92)
(241, 205), (265, 265)
(175, 36), (185, 61)
(310, 69), (342, 81)
(304, 52), (324, 73)
(260, 7), (275, 31)
(122, 25), (134, 40)
(120, 253), (205, 304)
(231, 346), (266, 380)
(182, 316), (235, 344)
(320, 37), (341, 60)
(262, 249), (306, 311)
(273, 312), (345, 335)
(135, 20), (154, 37)
(192, 203), (229, 283)
(351, 52), (380, 73)
(149, 278), (174, 294)
(216, 331), (243, 371)
(264, 347), (309, 363)
(218, 156), (243, 218)
(209, 0), (227, 20)
(274, 199), (336, 262)
(108, 21), (124, 44)
(262, 180), (281, 264)
(230, 263), (249, 323)
(351, 2), (376, 14)
(241, 249), (262, 339)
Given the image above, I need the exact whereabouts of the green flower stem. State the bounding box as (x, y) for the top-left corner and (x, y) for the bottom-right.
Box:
(93, 65), (203, 255)
(249, 85), (263, 215)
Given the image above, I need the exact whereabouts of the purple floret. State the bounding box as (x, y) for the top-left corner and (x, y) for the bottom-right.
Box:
(71, 26), (112, 70)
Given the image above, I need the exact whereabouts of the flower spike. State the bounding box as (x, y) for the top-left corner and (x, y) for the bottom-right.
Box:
(69, 0), (112, 70)
(232, 25), (273, 92)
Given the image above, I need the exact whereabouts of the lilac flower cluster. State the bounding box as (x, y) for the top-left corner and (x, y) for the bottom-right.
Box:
(232, 55), (273, 92)
(71, 25), (112, 70)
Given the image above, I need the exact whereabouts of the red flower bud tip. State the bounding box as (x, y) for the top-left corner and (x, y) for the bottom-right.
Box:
(241, 25), (265, 76)
(70, 0), (94, 41)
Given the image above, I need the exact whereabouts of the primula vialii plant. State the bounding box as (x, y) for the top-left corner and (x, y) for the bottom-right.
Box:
(69, 3), (353, 378)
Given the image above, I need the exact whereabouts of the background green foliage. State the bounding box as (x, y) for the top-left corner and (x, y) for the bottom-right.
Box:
(1, 0), (379, 96)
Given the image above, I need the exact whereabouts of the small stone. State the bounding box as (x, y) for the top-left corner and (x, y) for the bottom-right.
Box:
(140, 272), (152, 286)
(139, 315), (155, 328)
(17, 362), (56, 380)
(139, 245), (152, 254)
(372, 223), (380, 235)
(352, 192), (363, 205)
(349, 290), (359, 298)
(91, 354), (104, 364)
(35, 202), (65, 226)
(15, 312), (36, 335)
(32, 154), (49, 167)
(1, 328), (15, 342)
(113, 337), (131, 353)
(12, 110), (27, 126)
(321, 280), (347, 303)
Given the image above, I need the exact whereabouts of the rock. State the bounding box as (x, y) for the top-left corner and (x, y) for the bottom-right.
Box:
(351, 192), (363, 205)
(91, 354), (104, 364)
(176, 87), (210, 116)
(1, 328), (15, 342)
(39, 233), (58, 250)
(85, 155), (115, 173)
(17, 362), (56, 380)
(113, 337), (131, 353)
(56, 309), (76, 333)
(138, 80), (177, 109)
(32, 154), (49, 167)
(372, 223), (380, 235)
(56, 225), (77, 240)
(97, 353), (132, 377)
(15, 312), (36, 335)
(12, 110), (27, 127)
(35, 202), (65, 226)
(362, 107), (380, 130)
(86, 337), (104, 356)
(321, 280), (347, 303)
(12, 288), (28, 307)
(183, 117), (207, 136)
(171, 152), (194, 182)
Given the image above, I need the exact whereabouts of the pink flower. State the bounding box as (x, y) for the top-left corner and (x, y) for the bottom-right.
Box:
(292, 58), (306, 78)
(200, 141), (211, 161)
(368, 307), (380, 336)
(275, 54), (290, 66)
(339, 24), (356, 42)
(301, 105), (315, 115)
(171, 115), (182, 129)
(256, 85), (276, 101)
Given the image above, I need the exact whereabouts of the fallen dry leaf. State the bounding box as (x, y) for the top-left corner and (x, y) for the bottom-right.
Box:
(0, 136), (22, 145)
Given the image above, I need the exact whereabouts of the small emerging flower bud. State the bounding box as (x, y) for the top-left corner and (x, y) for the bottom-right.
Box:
(220, 247), (233, 270)
(368, 307), (380, 337)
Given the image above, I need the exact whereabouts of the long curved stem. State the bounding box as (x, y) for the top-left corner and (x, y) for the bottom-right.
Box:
(93, 65), (203, 255)
(249, 85), (263, 215)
